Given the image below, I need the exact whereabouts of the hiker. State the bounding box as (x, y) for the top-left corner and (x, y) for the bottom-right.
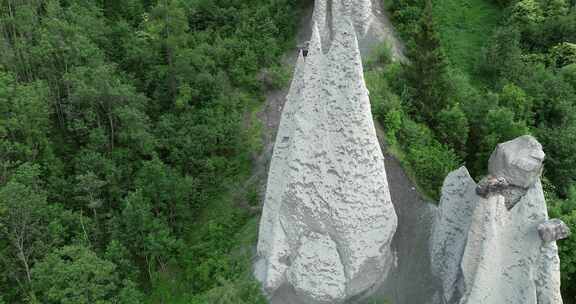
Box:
(300, 41), (310, 58)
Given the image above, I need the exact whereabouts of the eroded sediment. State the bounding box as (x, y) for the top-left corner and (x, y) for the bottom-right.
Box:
(254, 1), (398, 303)
(432, 136), (567, 304)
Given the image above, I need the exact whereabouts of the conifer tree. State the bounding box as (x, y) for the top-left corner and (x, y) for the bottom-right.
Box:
(404, 0), (452, 124)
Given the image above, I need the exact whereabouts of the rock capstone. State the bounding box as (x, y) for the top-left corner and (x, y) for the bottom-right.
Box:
(488, 135), (546, 189)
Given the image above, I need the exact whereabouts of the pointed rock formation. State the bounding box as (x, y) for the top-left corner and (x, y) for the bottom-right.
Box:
(431, 135), (567, 304)
(254, 1), (397, 303)
(430, 167), (478, 304)
(312, 0), (373, 53)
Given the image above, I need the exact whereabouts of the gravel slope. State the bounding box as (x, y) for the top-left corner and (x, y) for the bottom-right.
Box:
(372, 123), (440, 304)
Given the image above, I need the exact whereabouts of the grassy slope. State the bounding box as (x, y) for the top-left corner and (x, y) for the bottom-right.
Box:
(433, 0), (502, 74)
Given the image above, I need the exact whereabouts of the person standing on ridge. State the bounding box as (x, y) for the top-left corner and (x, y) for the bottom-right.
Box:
(300, 41), (310, 58)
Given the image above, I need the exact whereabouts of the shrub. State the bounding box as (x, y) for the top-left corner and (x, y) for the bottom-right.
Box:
(365, 43), (393, 68)
(559, 64), (576, 88)
(259, 64), (292, 90)
(397, 118), (435, 149)
(406, 141), (461, 199)
(551, 42), (576, 67)
(499, 83), (533, 122)
(437, 103), (469, 156)
(511, 0), (544, 25)
(384, 109), (404, 139)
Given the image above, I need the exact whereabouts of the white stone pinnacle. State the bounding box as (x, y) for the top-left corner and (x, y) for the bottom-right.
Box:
(255, 1), (397, 303)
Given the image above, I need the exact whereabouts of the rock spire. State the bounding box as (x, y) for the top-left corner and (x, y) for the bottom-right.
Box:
(432, 135), (567, 304)
(254, 1), (398, 303)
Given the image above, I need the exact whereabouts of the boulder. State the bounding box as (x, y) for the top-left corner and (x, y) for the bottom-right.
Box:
(539, 219), (571, 243)
(488, 135), (546, 188)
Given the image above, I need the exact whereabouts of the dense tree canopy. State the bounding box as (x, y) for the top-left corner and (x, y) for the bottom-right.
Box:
(0, 0), (299, 302)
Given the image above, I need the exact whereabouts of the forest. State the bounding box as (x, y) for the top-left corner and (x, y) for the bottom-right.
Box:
(1, 0), (576, 303)
(0, 0), (299, 302)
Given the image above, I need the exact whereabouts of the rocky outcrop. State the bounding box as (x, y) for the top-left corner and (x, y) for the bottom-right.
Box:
(539, 219), (571, 243)
(312, 0), (373, 53)
(432, 135), (567, 304)
(430, 167), (478, 304)
(254, 1), (397, 303)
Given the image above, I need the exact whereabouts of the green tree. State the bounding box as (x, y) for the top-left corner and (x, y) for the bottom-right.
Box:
(64, 64), (154, 154)
(538, 124), (576, 195)
(520, 64), (575, 127)
(135, 156), (197, 233)
(544, 0), (569, 17)
(144, 0), (190, 104)
(32, 245), (143, 304)
(475, 107), (531, 172)
(0, 163), (89, 302)
(404, 0), (452, 124)
(115, 190), (182, 280)
(389, 0), (425, 39)
(105, 240), (140, 283)
(499, 83), (533, 122)
(0, 164), (51, 290)
(0, 70), (52, 182)
(479, 27), (525, 85)
(551, 42), (576, 67)
(559, 63), (576, 88)
(511, 0), (544, 25)
(436, 103), (469, 156)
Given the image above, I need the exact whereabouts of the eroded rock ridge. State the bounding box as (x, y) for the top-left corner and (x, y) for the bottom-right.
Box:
(432, 135), (568, 304)
(254, 1), (398, 303)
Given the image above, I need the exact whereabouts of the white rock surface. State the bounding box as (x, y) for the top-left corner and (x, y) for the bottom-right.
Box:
(460, 184), (549, 304)
(432, 136), (564, 304)
(430, 167), (479, 304)
(488, 135), (546, 188)
(312, 0), (373, 53)
(255, 1), (397, 303)
(287, 233), (346, 304)
(539, 219), (571, 243)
